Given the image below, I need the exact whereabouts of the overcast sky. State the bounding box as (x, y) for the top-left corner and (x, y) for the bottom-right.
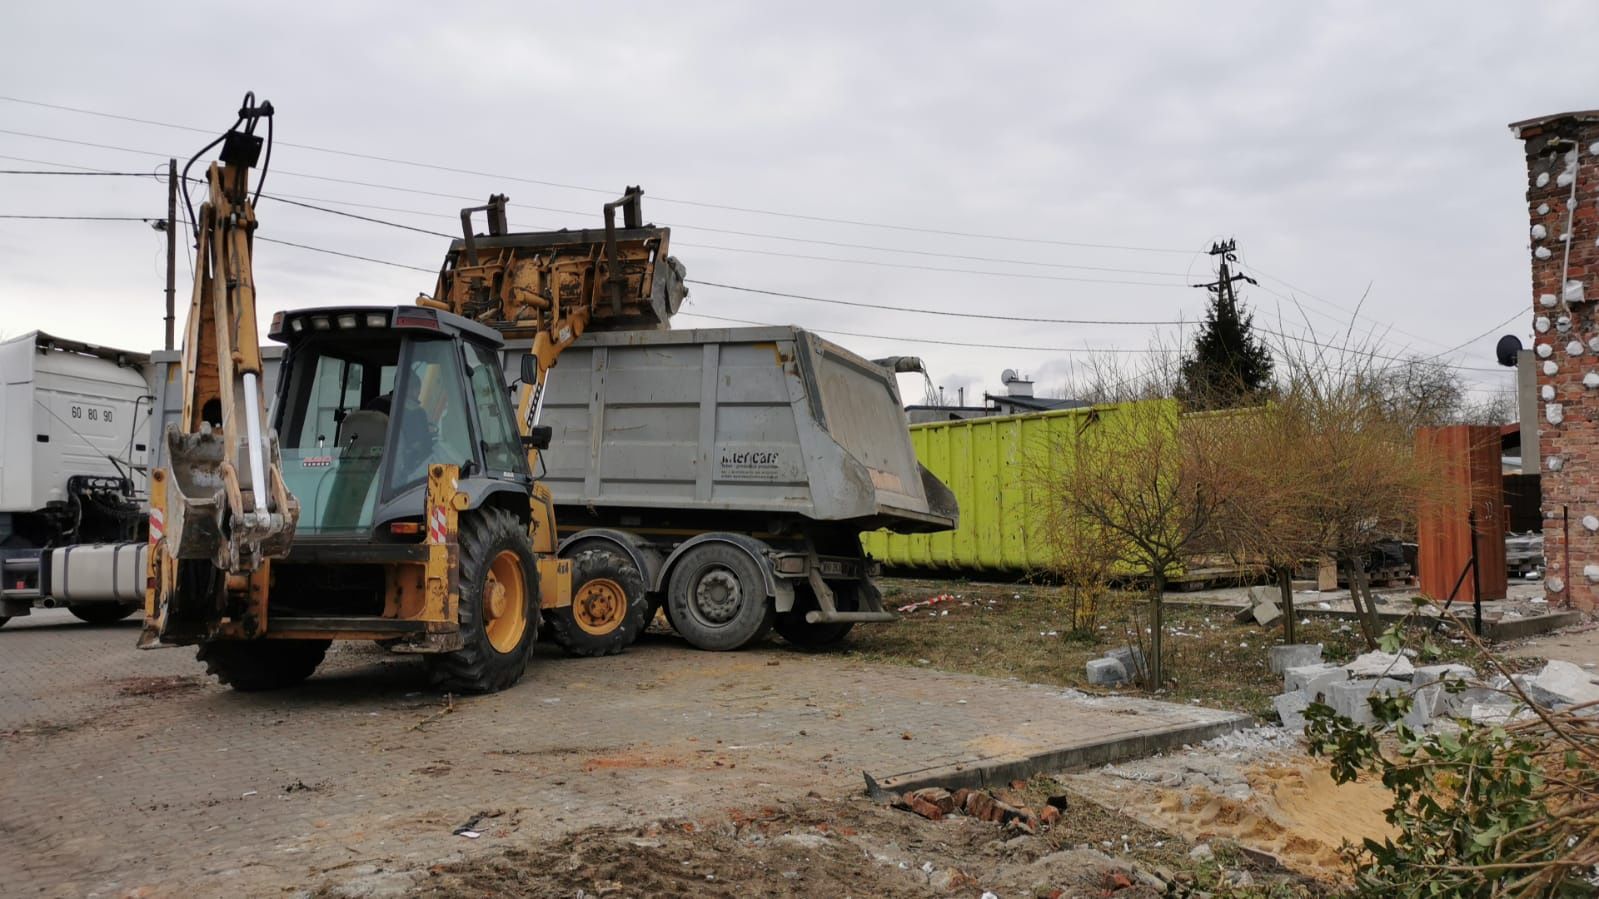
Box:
(3, 2), (1595, 405)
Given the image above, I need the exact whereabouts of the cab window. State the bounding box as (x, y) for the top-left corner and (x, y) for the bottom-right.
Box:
(465, 342), (525, 475)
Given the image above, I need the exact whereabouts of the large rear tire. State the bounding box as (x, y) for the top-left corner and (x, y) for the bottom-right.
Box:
(548, 548), (649, 657)
(425, 507), (538, 694)
(68, 602), (140, 625)
(666, 543), (774, 651)
(197, 639), (330, 691)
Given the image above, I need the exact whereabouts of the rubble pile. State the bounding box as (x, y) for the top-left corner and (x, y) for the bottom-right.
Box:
(891, 785), (1069, 835)
(1271, 646), (1599, 732)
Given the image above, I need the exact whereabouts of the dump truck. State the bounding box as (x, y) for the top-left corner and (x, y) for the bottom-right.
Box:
(509, 326), (958, 651)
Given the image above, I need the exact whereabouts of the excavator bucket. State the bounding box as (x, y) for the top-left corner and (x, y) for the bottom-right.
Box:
(164, 422), (297, 571)
(431, 188), (687, 339)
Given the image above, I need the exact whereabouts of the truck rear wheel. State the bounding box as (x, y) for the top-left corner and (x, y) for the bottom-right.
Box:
(68, 602), (140, 625)
(197, 639), (330, 691)
(666, 543), (774, 651)
(549, 548), (649, 657)
(425, 507), (538, 693)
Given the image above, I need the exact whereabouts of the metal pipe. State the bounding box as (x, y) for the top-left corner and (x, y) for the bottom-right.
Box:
(241, 372), (269, 523)
(1469, 509), (1483, 637)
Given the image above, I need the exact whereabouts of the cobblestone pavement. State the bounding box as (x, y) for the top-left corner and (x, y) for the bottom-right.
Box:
(0, 610), (1243, 897)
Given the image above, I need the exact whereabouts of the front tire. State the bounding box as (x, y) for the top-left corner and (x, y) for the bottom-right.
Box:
(197, 639), (330, 691)
(425, 507), (538, 694)
(666, 543), (774, 651)
(548, 548), (649, 657)
(68, 602), (140, 625)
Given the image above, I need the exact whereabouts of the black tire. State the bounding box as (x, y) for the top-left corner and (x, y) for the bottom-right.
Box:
(68, 602), (140, 625)
(666, 543), (774, 651)
(776, 583), (856, 648)
(548, 548), (649, 657)
(197, 639), (330, 691)
(0, 616), (9, 629)
(425, 506), (539, 694)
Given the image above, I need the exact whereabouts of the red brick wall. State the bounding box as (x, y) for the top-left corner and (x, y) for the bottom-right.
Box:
(1515, 113), (1599, 610)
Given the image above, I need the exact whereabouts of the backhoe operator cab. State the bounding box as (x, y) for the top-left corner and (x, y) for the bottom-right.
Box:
(182, 304), (560, 693)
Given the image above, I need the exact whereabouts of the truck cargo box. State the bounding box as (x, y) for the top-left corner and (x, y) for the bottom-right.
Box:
(0, 332), (152, 513)
(506, 326), (957, 534)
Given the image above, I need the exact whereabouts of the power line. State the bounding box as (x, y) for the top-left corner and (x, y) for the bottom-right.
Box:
(0, 214), (157, 221)
(687, 280), (1189, 325)
(0, 94), (1198, 254)
(0, 130), (1517, 367)
(254, 236), (435, 273)
(676, 310), (1168, 354)
(0, 169), (153, 177)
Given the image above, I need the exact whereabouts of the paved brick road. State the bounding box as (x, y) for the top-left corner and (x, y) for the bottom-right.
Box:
(0, 610), (1243, 897)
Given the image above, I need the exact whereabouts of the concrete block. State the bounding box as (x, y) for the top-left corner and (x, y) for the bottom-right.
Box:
(1273, 690), (1310, 732)
(1248, 585), (1279, 607)
(1328, 678), (1405, 725)
(1106, 646), (1145, 678)
(1526, 660), (1599, 709)
(1443, 686), (1512, 717)
(1402, 685), (1440, 730)
(1269, 644), (1323, 674)
(1284, 663), (1333, 692)
(1412, 664), (1476, 689)
(1345, 651), (1414, 680)
(1086, 657), (1128, 686)
(1252, 601), (1282, 627)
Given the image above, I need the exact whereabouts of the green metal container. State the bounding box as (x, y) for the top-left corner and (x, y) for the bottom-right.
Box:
(863, 401), (1173, 574)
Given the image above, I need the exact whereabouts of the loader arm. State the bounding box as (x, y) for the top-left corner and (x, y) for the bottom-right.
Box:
(150, 94), (297, 606)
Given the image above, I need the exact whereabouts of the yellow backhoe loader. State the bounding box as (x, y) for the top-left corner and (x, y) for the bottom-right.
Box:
(142, 94), (682, 692)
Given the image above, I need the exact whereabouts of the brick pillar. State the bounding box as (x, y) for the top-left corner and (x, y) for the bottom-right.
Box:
(1512, 111), (1599, 610)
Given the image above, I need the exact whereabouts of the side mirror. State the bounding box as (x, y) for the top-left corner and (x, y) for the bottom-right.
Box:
(522, 425), (553, 451)
(520, 354), (539, 386)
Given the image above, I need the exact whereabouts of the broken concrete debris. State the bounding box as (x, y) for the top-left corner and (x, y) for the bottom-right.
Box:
(1272, 653), (1599, 734)
(1267, 643), (1322, 674)
(1344, 650), (1415, 679)
(1283, 663), (1348, 701)
(1272, 690), (1310, 732)
(888, 785), (1068, 838)
(1520, 659), (1599, 709)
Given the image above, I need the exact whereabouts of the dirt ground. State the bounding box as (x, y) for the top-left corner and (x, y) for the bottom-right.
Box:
(1065, 729), (1394, 882)
(402, 779), (1325, 899)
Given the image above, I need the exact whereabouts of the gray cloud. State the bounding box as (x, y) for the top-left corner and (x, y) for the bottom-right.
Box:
(2, 1), (1592, 403)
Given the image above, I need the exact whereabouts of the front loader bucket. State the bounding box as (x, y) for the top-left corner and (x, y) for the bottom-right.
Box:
(165, 423), (297, 572)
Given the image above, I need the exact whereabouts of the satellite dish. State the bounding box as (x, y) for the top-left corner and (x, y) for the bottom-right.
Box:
(1496, 334), (1524, 367)
(1001, 368), (1018, 384)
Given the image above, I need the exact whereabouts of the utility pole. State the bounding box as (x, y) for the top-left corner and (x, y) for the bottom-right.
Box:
(1193, 238), (1255, 313)
(164, 157), (177, 351)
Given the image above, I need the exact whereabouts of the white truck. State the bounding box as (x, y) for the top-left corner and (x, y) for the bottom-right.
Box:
(0, 332), (153, 625)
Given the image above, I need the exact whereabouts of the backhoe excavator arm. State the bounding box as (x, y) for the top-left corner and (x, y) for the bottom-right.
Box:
(152, 94), (298, 595)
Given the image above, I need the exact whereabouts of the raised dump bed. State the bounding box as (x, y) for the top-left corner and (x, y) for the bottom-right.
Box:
(506, 325), (957, 649)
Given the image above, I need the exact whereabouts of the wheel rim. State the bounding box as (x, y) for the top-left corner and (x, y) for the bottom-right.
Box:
(483, 550), (528, 653)
(692, 566), (742, 625)
(573, 577), (627, 636)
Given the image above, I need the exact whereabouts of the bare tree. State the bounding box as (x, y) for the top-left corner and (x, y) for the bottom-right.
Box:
(1035, 399), (1234, 686)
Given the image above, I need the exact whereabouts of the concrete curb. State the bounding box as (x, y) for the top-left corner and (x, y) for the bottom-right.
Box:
(875, 712), (1254, 794)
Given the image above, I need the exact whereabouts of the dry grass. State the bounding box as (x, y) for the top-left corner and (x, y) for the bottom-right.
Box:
(852, 577), (1489, 719)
